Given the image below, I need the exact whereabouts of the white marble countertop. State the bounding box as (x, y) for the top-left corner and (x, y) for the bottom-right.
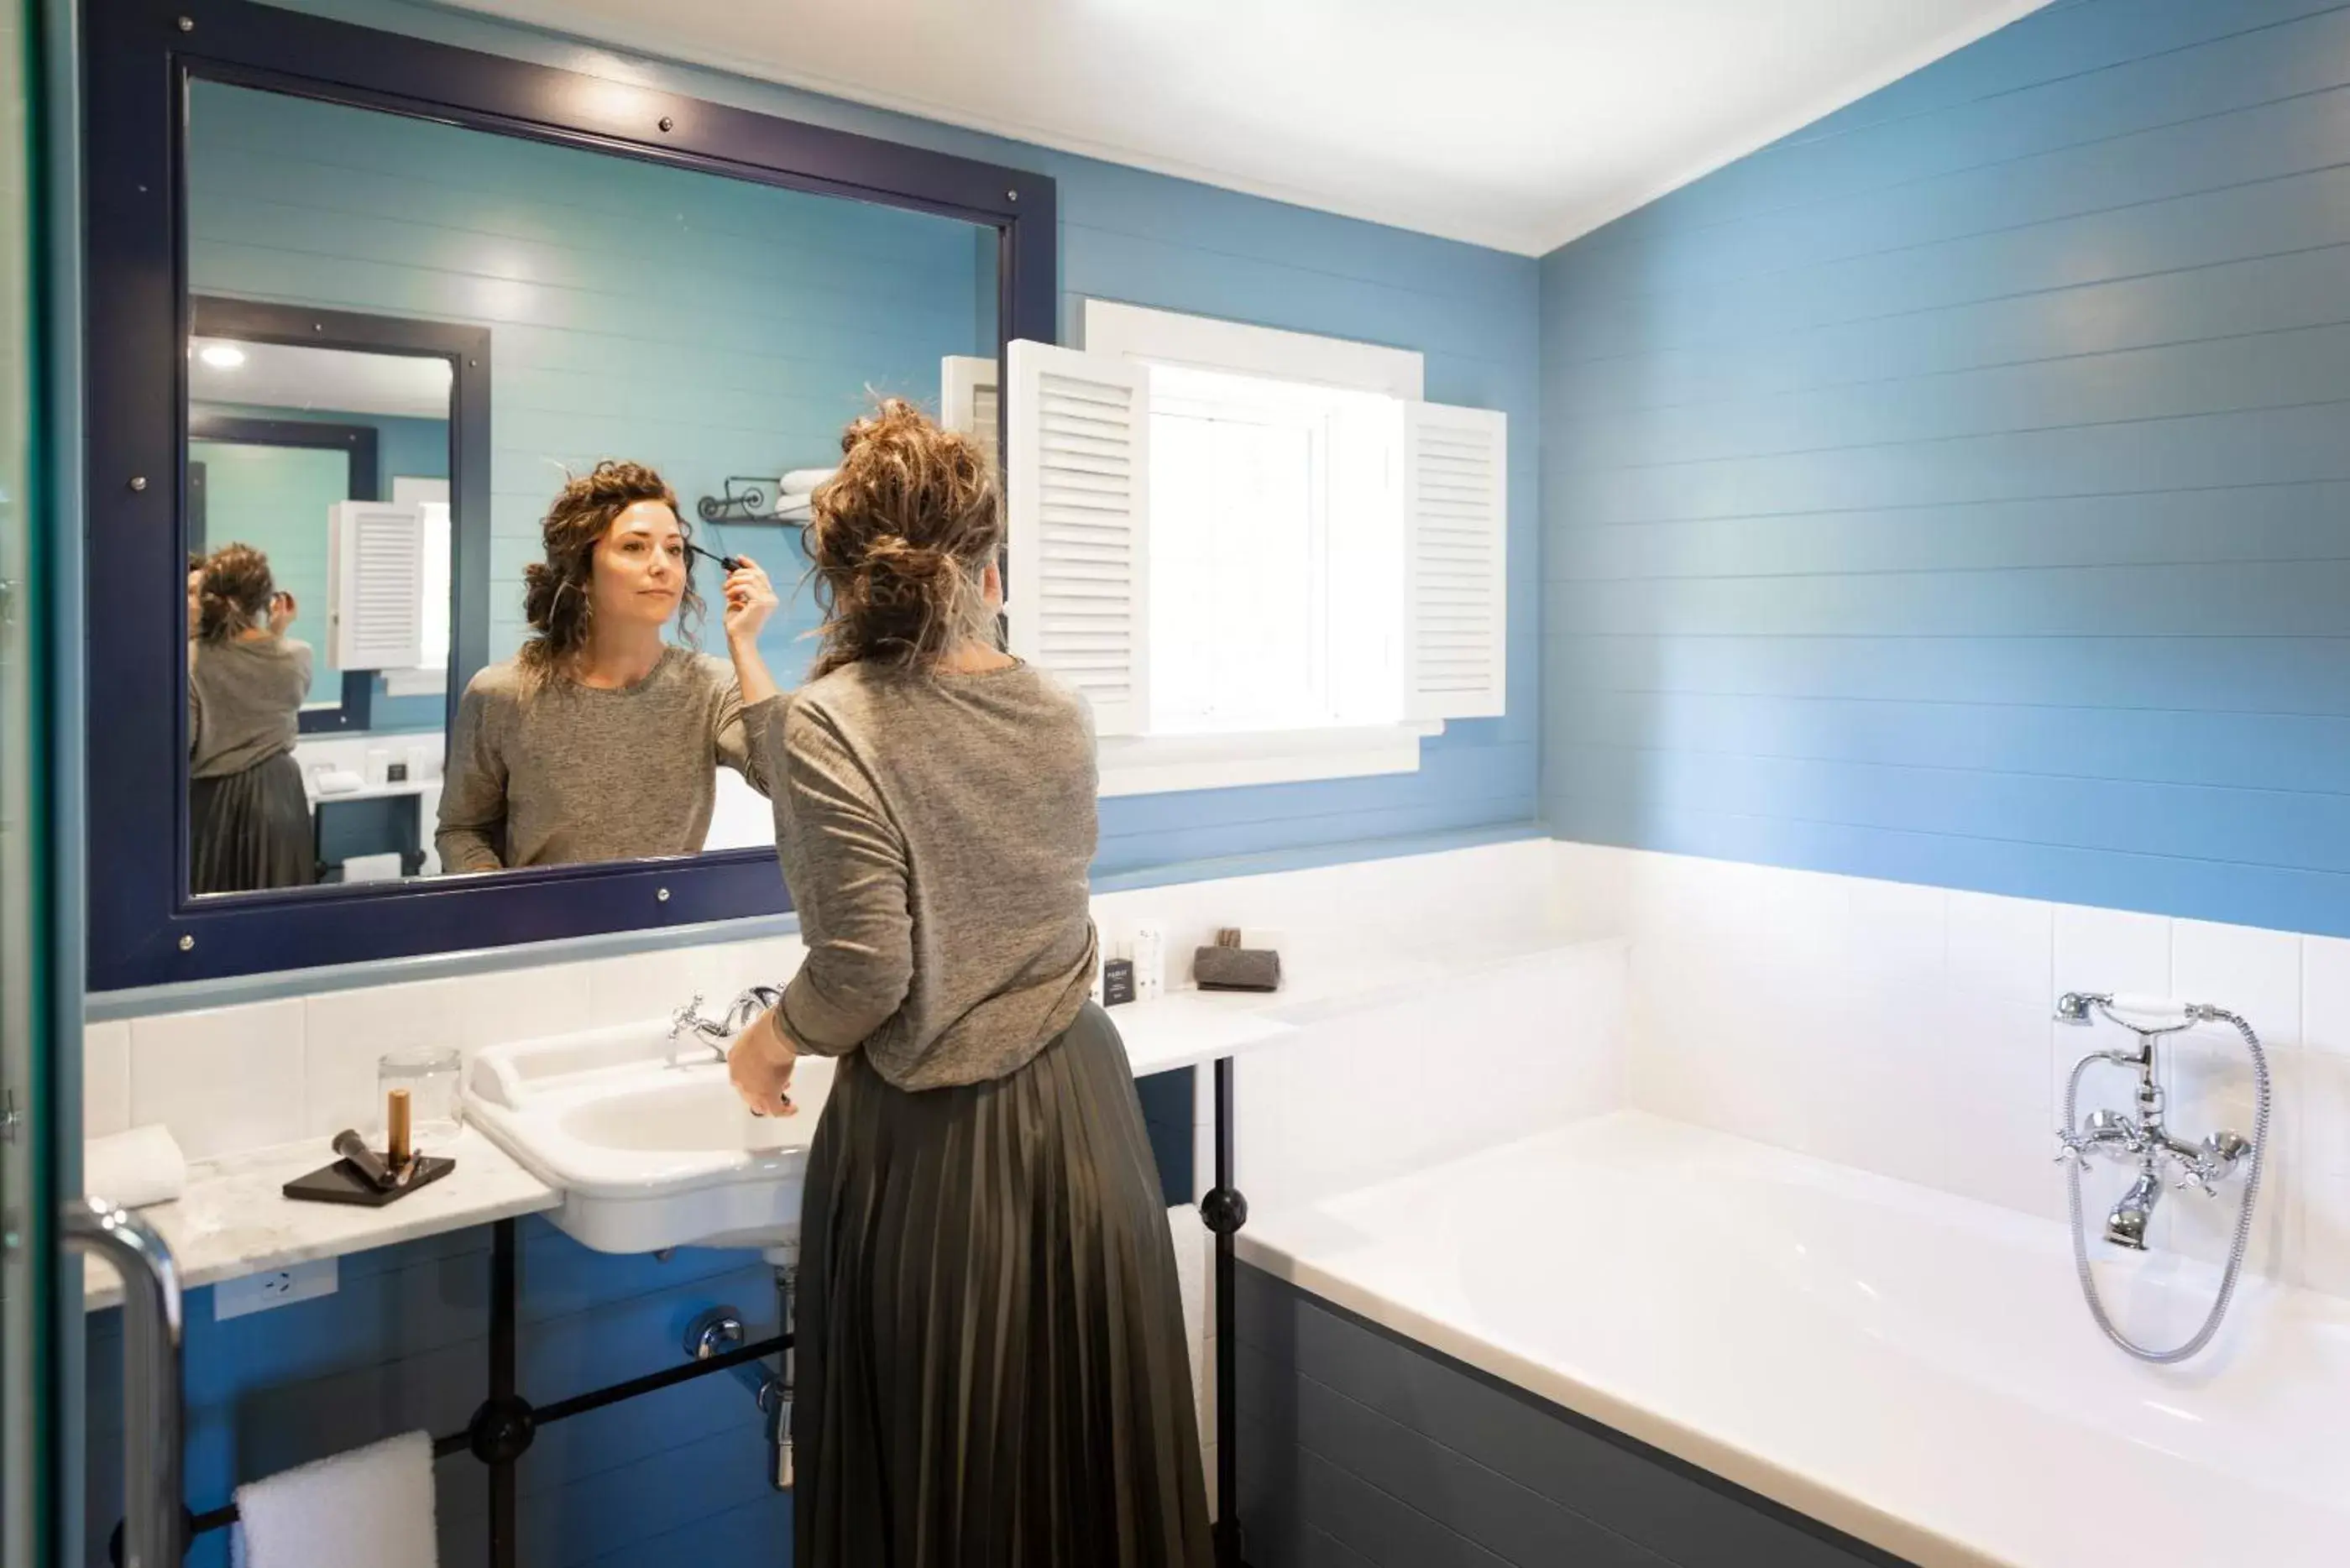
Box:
(1107, 989), (1300, 1076)
(82, 1127), (557, 1312)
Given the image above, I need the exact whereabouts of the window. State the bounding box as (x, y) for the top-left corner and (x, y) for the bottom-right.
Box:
(955, 302), (1506, 796)
(1148, 363), (1401, 735)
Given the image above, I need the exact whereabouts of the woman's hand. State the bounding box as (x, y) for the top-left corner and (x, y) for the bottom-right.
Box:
(728, 1007), (799, 1117)
(267, 590), (297, 635)
(722, 556), (777, 646)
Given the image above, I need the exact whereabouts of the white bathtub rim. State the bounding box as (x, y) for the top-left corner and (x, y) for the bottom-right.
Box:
(1233, 1228), (1983, 1568)
(1236, 1109), (2347, 1568)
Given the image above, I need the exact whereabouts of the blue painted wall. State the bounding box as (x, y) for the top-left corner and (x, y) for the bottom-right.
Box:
(90, 4), (1545, 1562)
(1541, 0), (2350, 938)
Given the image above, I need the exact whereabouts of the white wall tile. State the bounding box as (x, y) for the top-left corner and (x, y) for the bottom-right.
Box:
(127, 1000), (306, 1162)
(2298, 1052), (2350, 1298)
(82, 1021), (132, 1142)
(2162, 922), (2300, 1283)
(302, 978), (468, 1140)
(1548, 839), (1628, 941)
(1941, 891), (2060, 1221)
(1821, 879), (1945, 1188)
(2305, 936), (2350, 1058)
(2173, 921), (2302, 1048)
(584, 938), (806, 1025)
(451, 960), (603, 1051)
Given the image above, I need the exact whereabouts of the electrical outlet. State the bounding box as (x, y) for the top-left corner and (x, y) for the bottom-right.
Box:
(215, 1257), (338, 1321)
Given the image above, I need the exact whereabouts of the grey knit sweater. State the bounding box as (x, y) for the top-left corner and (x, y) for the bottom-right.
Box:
(773, 660), (1099, 1090)
(437, 646), (780, 870)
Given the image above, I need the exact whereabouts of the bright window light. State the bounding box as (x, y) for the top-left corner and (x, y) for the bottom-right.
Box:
(1145, 363), (1402, 735)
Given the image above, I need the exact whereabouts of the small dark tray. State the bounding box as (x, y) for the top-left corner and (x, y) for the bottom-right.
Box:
(283, 1154), (456, 1207)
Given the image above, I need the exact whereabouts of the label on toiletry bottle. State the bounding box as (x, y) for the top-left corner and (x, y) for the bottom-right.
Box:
(1102, 958), (1138, 1007)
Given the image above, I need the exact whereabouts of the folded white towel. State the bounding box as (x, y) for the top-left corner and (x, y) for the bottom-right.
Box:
(232, 1431), (437, 1568)
(774, 498), (812, 523)
(83, 1125), (187, 1210)
(777, 467), (835, 495)
(312, 768), (366, 796)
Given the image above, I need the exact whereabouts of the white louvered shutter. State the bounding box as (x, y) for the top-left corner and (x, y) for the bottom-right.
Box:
(327, 500), (427, 670)
(1005, 339), (1150, 735)
(941, 354), (1001, 475)
(1401, 402), (1507, 720)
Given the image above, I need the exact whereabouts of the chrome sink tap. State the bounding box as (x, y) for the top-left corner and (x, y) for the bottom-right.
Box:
(667, 985), (782, 1066)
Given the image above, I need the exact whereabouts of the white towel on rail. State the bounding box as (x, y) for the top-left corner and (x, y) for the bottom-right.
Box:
(777, 467), (835, 495)
(231, 1430), (437, 1568)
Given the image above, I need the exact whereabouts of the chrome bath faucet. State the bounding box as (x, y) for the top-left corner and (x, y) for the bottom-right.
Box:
(2054, 993), (2254, 1249)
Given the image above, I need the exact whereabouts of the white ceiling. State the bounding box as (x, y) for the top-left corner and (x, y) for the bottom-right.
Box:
(442, 0), (2046, 254)
(189, 339), (453, 420)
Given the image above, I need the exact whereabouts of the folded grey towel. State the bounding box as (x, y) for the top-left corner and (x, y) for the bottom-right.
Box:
(1192, 946), (1280, 992)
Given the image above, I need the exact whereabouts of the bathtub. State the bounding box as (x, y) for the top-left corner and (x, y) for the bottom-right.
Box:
(1237, 1110), (2350, 1568)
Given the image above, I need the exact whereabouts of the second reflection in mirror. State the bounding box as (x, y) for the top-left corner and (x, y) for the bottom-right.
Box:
(188, 541), (313, 892)
(436, 462), (782, 872)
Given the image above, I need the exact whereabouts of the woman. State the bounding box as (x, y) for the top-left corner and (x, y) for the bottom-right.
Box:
(187, 543), (314, 892)
(436, 460), (783, 870)
(725, 401), (1212, 1567)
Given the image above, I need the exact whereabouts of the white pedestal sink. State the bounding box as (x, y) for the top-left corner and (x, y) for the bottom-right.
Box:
(465, 1021), (837, 1255)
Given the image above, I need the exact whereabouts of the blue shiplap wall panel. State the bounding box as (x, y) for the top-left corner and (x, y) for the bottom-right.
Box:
(1541, 0), (2350, 937)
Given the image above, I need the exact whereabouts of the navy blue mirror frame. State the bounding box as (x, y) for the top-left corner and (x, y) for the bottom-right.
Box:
(84, 0), (1056, 991)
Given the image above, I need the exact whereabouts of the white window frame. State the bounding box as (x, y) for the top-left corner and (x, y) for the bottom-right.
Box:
(1076, 301), (1441, 798)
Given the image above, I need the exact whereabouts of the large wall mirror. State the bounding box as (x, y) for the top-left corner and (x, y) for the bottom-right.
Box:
(86, 0), (1054, 988)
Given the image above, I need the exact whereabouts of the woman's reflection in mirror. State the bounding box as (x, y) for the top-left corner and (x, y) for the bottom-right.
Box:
(188, 542), (316, 892)
(436, 460), (784, 871)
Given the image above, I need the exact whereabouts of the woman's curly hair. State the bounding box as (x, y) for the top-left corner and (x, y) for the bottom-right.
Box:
(803, 400), (1001, 679)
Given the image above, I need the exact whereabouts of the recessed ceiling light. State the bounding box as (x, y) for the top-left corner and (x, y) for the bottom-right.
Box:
(197, 342), (247, 369)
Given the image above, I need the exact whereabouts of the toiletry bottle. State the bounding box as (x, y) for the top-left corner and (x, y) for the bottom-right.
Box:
(1132, 922), (1165, 1001)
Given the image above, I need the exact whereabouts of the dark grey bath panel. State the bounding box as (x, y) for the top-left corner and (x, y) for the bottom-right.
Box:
(1236, 1265), (1918, 1568)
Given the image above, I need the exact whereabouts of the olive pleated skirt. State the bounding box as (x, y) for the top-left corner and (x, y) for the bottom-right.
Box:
(793, 1001), (1214, 1568)
(189, 751), (312, 894)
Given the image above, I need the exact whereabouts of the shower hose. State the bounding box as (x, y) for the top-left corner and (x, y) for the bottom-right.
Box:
(2063, 1003), (2271, 1364)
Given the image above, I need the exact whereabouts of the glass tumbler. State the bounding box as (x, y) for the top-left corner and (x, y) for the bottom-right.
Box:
(376, 1045), (464, 1148)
